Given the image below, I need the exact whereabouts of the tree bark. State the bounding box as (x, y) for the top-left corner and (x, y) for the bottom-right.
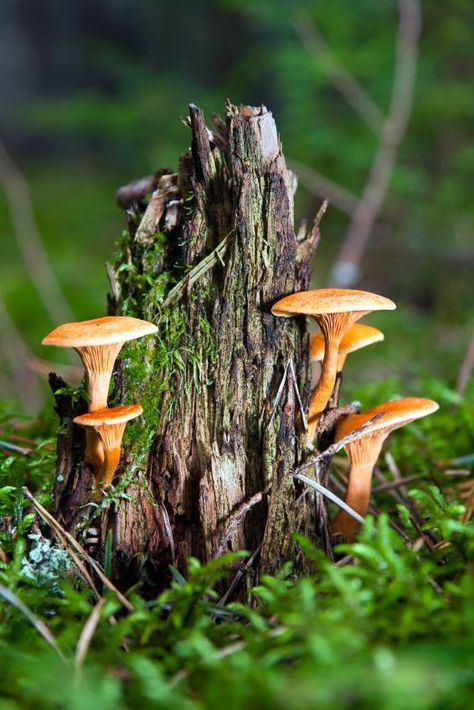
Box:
(51, 102), (321, 593)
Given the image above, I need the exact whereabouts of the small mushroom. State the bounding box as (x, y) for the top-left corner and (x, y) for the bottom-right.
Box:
(43, 316), (157, 468)
(310, 323), (384, 372)
(272, 289), (396, 445)
(73, 404), (143, 490)
(331, 397), (439, 542)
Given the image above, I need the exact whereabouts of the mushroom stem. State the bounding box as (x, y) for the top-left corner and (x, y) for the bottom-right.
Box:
(85, 430), (104, 471)
(306, 311), (367, 446)
(97, 445), (122, 488)
(331, 436), (385, 542)
(76, 344), (123, 411)
(77, 345), (123, 471)
(306, 337), (340, 442)
(85, 370), (115, 411)
(331, 461), (376, 542)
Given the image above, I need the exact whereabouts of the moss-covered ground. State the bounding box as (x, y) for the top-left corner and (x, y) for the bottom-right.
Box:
(0, 368), (473, 708)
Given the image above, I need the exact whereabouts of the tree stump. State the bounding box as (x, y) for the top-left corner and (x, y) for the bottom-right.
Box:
(52, 102), (321, 593)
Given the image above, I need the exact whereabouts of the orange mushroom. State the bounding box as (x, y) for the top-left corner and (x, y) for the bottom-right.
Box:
(272, 289), (396, 446)
(331, 397), (439, 542)
(310, 323), (384, 372)
(73, 404), (143, 490)
(43, 316), (157, 469)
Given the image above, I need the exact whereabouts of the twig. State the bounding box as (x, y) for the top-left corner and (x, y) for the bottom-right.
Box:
(218, 545), (262, 606)
(331, 0), (421, 285)
(0, 440), (32, 456)
(456, 335), (474, 395)
(461, 485), (474, 524)
(216, 491), (269, 558)
(0, 293), (43, 411)
(372, 473), (423, 494)
(162, 229), (235, 308)
(267, 360), (290, 427)
(334, 554), (353, 567)
(0, 582), (66, 663)
(26, 355), (82, 383)
(294, 473), (364, 524)
(160, 503), (176, 564)
(314, 199), (329, 229)
(23, 488), (134, 612)
(288, 159), (358, 215)
(294, 16), (384, 134)
(0, 140), (73, 324)
(74, 598), (106, 676)
(294, 413), (384, 476)
(169, 625), (287, 689)
(288, 359), (307, 431)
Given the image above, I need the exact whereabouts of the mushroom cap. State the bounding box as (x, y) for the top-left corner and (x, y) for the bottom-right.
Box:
(42, 316), (158, 348)
(271, 289), (396, 318)
(74, 404), (143, 428)
(336, 397), (439, 442)
(310, 324), (384, 361)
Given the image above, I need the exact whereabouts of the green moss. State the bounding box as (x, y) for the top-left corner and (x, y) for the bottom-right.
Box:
(112, 223), (216, 467)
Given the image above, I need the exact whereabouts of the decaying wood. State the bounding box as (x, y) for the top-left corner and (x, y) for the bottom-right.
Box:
(51, 102), (335, 592)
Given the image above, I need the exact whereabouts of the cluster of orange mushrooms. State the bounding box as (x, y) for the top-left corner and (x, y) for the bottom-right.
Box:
(272, 288), (439, 541)
(42, 316), (158, 495)
(42, 287), (438, 541)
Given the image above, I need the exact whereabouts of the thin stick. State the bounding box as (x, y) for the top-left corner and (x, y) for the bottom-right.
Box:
(267, 360), (290, 426)
(0, 140), (73, 324)
(294, 413), (384, 476)
(216, 491), (268, 558)
(162, 229), (235, 308)
(294, 472), (364, 523)
(218, 545), (262, 606)
(26, 355), (82, 383)
(0, 294), (43, 411)
(160, 503), (176, 564)
(456, 335), (474, 395)
(23, 488), (134, 612)
(0, 440), (32, 456)
(0, 582), (66, 663)
(74, 598), (106, 676)
(294, 16), (384, 134)
(288, 359), (308, 431)
(372, 474), (423, 494)
(331, 0), (421, 285)
(169, 625), (287, 689)
(288, 160), (358, 215)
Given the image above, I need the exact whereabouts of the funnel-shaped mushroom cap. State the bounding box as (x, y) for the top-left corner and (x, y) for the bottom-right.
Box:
(42, 316), (157, 348)
(74, 404), (143, 490)
(336, 397), (439, 443)
(272, 289), (395, 447)
(330, 397), (439, 542)
(272, 289), (396, 318)
(43, 317), (157, 413)
(74, 404), (143, 428)
(310, 324), (384, 362)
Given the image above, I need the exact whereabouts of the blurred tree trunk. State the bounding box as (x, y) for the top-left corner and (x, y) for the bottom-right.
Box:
(52, 103), (320, 594)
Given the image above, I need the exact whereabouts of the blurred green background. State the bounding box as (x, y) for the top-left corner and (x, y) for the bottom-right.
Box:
(0, 0), (472, 413)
